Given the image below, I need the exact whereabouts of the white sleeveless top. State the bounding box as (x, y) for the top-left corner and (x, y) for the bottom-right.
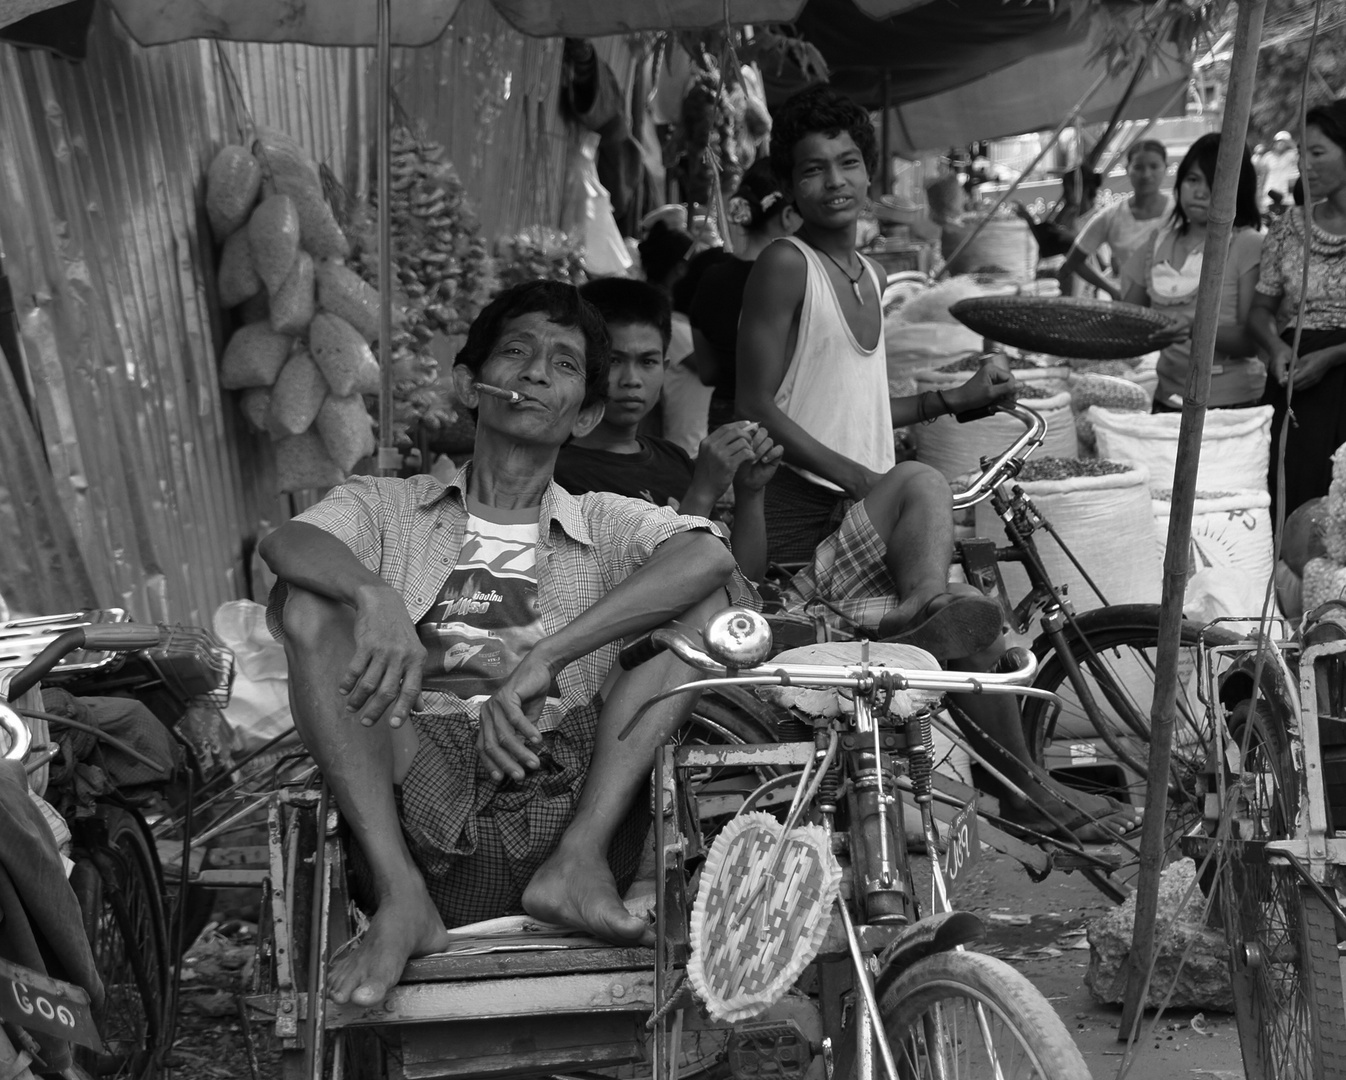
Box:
(774, 236), (894, 491)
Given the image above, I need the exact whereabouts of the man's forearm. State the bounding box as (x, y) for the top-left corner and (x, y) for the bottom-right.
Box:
(258, 521), (391, 607)
(737, 395), (864, 493)
(530, 532), (735, 673)
(729, 486), (768, 583)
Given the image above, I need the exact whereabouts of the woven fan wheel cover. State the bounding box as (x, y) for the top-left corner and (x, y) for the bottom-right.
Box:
(949, 296), (1180, 360)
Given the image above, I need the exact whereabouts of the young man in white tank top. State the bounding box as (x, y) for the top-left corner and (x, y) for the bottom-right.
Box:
(734, 85), (1142, 842)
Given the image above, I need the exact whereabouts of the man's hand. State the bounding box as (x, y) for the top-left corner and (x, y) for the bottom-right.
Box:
(1290, 346), (1345, 391)
(733, 426), (784, 494)
(477, 650), (553, 782)
(341, 584), (427, 728)
(950, 364), (1017, 414)
(692, 422), (763, 501)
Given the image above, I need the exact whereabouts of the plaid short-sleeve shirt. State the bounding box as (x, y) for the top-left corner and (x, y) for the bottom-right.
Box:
(267, 462), (759, 728)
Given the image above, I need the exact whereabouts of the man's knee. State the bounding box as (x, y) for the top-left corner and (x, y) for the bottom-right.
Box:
(867, 461), (953, 529)
(280, 585), (352, 657)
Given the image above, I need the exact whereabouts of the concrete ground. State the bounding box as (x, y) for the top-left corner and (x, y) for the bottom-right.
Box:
(911, 850), (1246, 1080)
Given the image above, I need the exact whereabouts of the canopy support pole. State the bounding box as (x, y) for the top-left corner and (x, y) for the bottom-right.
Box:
(934, 67), (1109, 280)
(1116, 0), (1268, 1044)
(376, 0), (398, 475)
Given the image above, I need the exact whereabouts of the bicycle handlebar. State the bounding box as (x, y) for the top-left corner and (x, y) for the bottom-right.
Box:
(949, 402), (1047, 513)
(620, 622), (1040, 696)
(5, 623), (165, 703)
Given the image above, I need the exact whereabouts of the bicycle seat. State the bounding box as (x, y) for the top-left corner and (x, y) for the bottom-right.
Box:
(757, 641), (944, 719)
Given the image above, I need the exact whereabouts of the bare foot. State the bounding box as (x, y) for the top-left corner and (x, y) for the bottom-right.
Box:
(1003, 784), (1142, 843)
(523, 842), (653, 948)
(328, 885), (451, 1006)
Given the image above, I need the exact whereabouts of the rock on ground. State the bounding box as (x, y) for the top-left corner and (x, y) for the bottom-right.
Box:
(1086, 858), (1232, 1011)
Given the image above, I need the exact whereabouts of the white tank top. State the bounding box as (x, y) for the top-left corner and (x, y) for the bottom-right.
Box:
(773, 236), (894, 491)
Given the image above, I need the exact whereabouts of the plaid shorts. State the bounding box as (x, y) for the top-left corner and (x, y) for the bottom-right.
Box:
(780, 500), (899, 636)
(348, 701), (650, 929)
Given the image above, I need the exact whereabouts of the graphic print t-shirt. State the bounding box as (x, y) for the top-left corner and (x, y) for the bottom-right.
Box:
(417, 499), (561, 722)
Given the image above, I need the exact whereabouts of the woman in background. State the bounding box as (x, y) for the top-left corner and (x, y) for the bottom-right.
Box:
(1248, 100), (1346, 517)
(689, 161), (799, 431)
(1121, 134), (1263, 411)
(1061, 139), (1172, 299)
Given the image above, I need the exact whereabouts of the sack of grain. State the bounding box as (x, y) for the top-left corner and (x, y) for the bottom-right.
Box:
(915, 353), (1071, 395)
(206, 144), (263, 240)
(913, 388), (1076, 481)
(237, 291), (270, 325)
(253, 128), (350, 261)
(1152, 488), (1273, 596)
(316, 394), (376, 473)
(269, 350), (328, 435)
(218, 229), (262, 308)
(884, 320), (983, 396)
(1323, 445), (1346, 563)
(220, 323), (292, 389)
(310, 312), (375, 396)
(316, 260), (383, 342)
(973, 459), (1161, 627)
(1069, 373), (1151, 452)
(353, 354), (381, 396)
(1088, 405), (1272, 494)
(248, 195), (301, 295)
(1303, 556), (1346, 613)
(238, 387), (272, 433)
(270, 251), (315, 336)
(275, 430), (345, 493)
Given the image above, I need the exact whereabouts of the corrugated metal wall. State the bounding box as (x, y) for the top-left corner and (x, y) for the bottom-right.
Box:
(0, 0), (632, 626)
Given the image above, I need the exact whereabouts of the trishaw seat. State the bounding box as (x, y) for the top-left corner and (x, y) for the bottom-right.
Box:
(756, 641), (943, 720)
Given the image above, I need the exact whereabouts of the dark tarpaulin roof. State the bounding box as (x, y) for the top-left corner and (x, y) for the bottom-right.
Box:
(786, 0), (1088, 108)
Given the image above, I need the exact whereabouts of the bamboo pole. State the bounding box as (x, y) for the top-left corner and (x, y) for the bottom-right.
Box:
(1116, 0), (1268, 1041)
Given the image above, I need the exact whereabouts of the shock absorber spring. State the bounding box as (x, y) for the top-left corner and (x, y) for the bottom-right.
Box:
(905, 711), (934, 800)
(818, 731), (841, 814)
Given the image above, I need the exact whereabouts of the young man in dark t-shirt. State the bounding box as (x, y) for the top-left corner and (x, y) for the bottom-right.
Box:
(555, 278), (782, 547)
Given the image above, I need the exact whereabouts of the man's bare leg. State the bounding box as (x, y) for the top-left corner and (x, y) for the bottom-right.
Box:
(282, 587), (451, 1005)
(860, 465), (1001, 655)
(947, 637), (1142, 841)
(523, 591), (727, 947)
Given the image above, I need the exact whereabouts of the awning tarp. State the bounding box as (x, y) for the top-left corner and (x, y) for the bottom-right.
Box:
(883, 19), (1191, 153)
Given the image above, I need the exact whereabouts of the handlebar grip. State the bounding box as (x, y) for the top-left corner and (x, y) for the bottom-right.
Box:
(81, 624), (165, 651)
(618, 632), (667, 670)
(955, 403), (1001, 424)
(996, 646), (1033, 674)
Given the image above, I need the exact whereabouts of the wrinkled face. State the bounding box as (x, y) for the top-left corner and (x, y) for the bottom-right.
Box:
(601, 322), (666, 430)
(790, 131), (869, 230)
(466, 312), (598, 448)
(1178, 165), (1212, 225)
(1304, 124), (1346, 199)
(1127, 150), (1166, 196)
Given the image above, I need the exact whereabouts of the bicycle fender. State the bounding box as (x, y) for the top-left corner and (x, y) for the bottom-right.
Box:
(874, 911), (984, 992)
(1218, 648), (1295, 718)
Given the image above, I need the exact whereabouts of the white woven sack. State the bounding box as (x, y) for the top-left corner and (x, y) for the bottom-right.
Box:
(1088, 405), (1271, 494)
(973, 464), (1161, 641)
(1152, 489), (1274, 595)
(884, 319), (984, 397)
(1303, 556), (1346, 612)
(913, 390), (1077, 481)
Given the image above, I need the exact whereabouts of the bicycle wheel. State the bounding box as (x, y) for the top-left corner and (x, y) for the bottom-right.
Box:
(680, 692), (790, 834)
(71, 806), (170, 1080)
(875, 950), (1090, 1079)
(1021, 604), (1240, 891)
(1217, 699), (1346, 1079)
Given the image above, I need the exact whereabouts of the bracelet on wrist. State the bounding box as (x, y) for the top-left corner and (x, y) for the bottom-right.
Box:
(935, 390), (952, 417)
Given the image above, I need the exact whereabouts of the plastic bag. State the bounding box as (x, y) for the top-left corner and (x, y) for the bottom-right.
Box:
(212, 600), (292, 750)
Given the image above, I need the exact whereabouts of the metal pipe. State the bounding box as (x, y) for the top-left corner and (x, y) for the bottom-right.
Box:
(836, 898), (900, 1080)
(375, 0), (397, 475)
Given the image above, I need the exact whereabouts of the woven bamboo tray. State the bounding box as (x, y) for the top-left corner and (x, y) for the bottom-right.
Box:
(950, 296), (1182, 360)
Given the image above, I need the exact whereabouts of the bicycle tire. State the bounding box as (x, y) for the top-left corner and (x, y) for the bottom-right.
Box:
(72, 805), (170, 1080)
(1216, 698), (1346, 1079)
(1021, 604), (1240, 893)
(875, 950), (1091, 1079)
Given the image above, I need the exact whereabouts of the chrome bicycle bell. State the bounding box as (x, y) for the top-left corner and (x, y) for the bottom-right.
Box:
(703, 608), (773, 668)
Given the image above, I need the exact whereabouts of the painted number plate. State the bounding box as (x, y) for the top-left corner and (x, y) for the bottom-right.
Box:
(0, 957), (103, 1051)
(943, 800), (981, 889)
